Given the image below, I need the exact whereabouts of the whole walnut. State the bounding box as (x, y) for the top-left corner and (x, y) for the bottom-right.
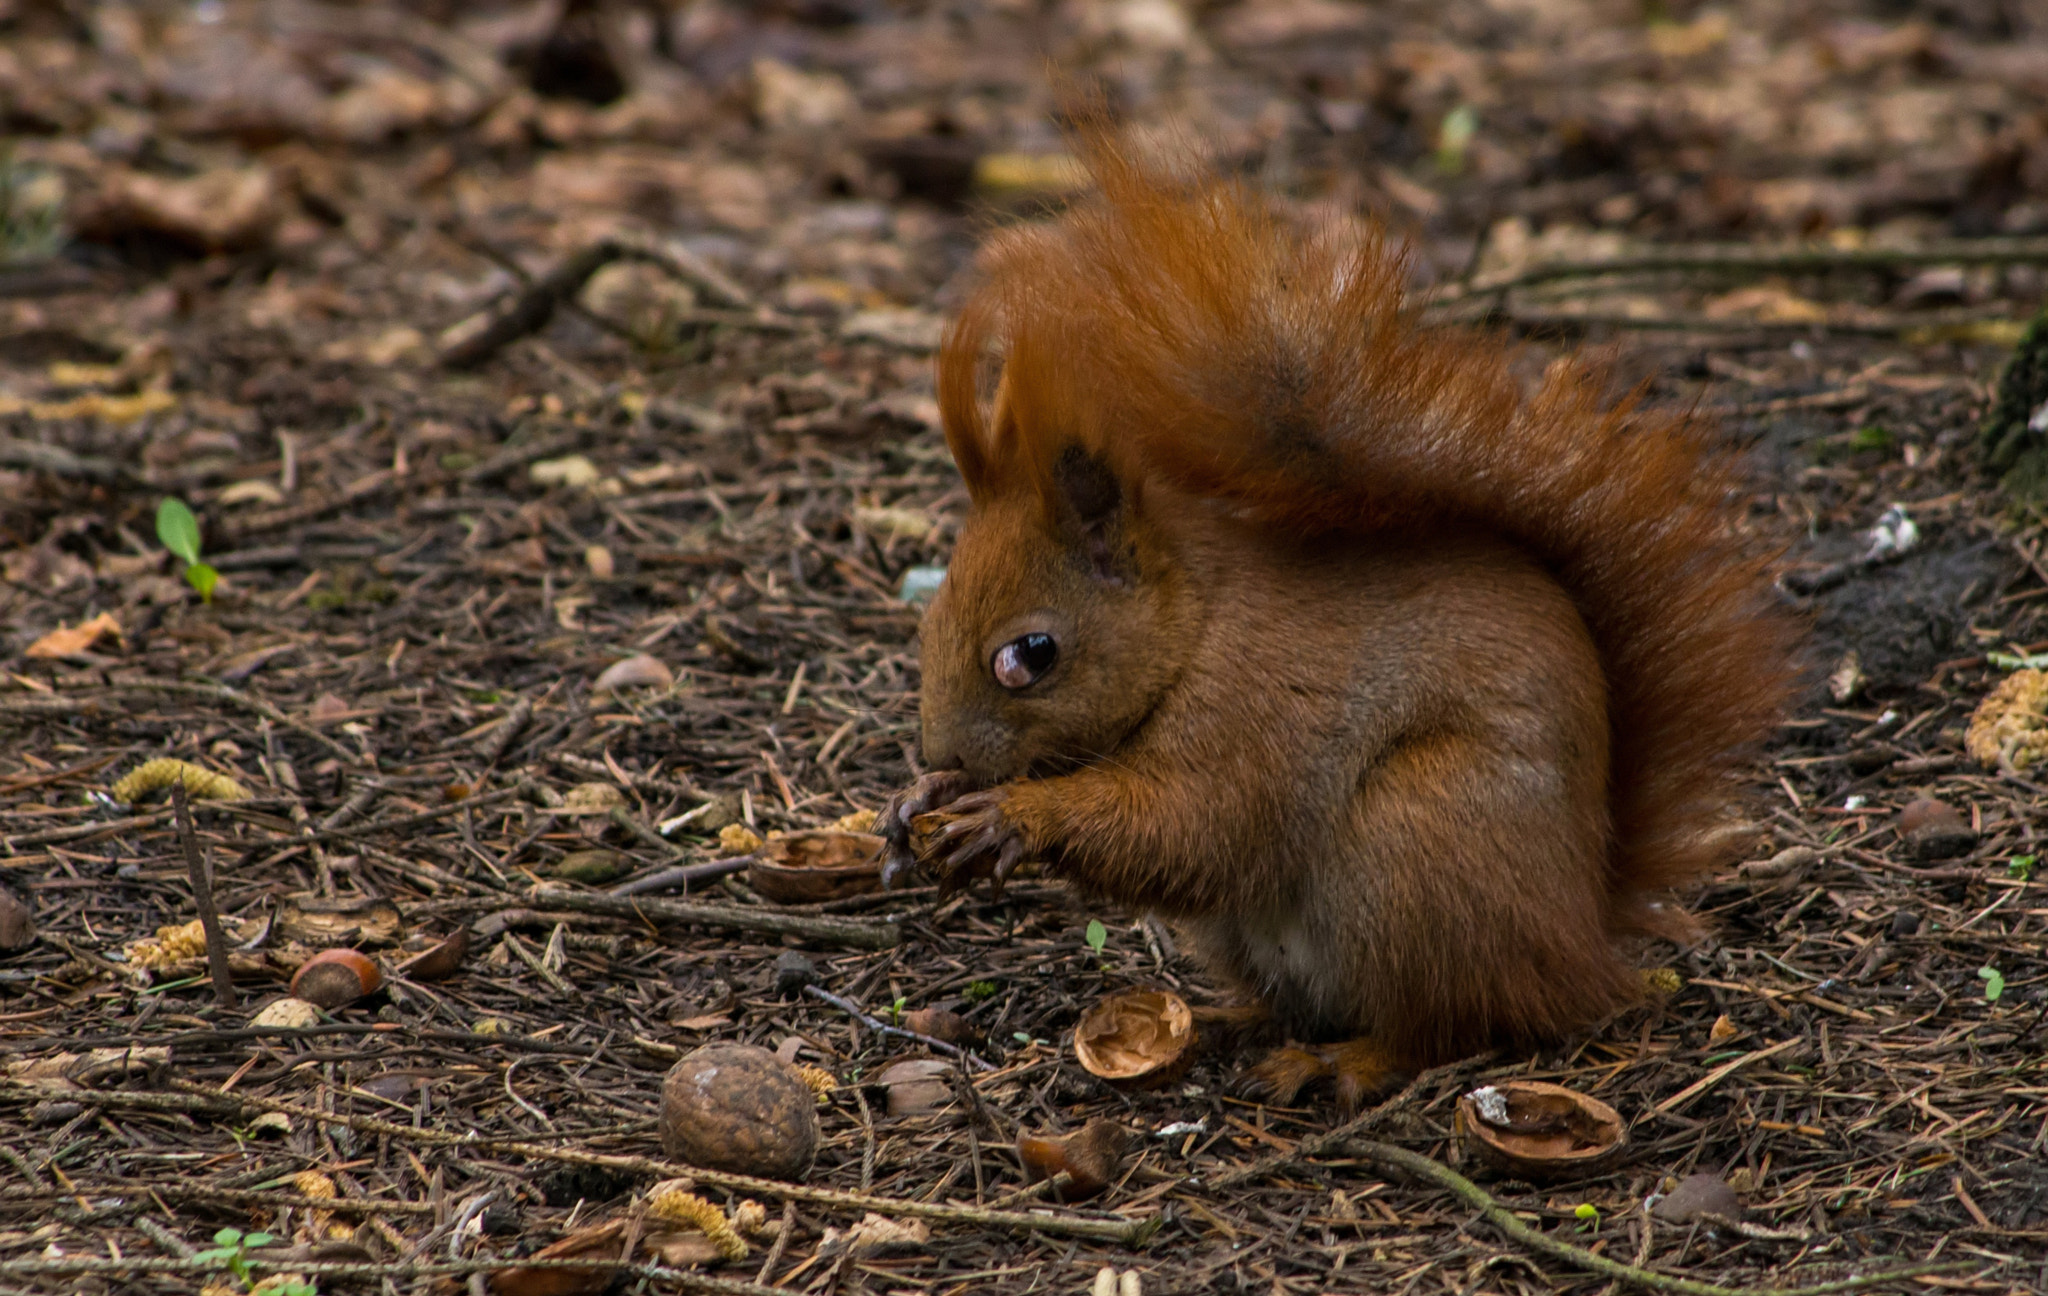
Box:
(660, 1042), (818, 1180)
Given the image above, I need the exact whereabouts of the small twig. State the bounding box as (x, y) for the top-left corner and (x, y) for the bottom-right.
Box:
(853, 1082), (877, 1191)
(117, 679), (357, 764)
(606, 806), (687, 859)
(437, 237), (777, 369)
(0, 436), (130, 484)
(752, 1201), (796, 1287)
(523, 889), (899, 950)
(610, 857), (754, 897)
(553, 752), (707, 803)
(1208, 1056), (1485, 1190)
(802, 985), (993, 1071)
(475, 695), (534, 768)
(171, 782), (236, 1010)
(1652, 1038), (1801, 1116)
(1344, 1138), (1969, 1296)
(2, 810), (170, 852)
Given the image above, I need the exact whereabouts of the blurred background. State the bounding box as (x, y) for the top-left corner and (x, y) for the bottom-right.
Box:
(4, 0), (2047, 360)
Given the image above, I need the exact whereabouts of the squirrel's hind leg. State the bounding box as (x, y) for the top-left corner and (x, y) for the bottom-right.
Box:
(1245, 1039), (1403, 1113)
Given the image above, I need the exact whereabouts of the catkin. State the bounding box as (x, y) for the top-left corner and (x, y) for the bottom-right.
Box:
(111, 758), (248, 805)
(645, 1187), (747, 1261)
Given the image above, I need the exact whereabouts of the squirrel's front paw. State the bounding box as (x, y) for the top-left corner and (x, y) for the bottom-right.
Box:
(877, 770), (978, 888)
(916, 788), (1030, 900)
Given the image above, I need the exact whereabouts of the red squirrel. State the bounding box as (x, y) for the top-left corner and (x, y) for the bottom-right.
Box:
(878, 134), (1799, 1106)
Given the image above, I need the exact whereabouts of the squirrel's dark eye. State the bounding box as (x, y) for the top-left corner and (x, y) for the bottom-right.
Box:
(992, 632), (1058, 690)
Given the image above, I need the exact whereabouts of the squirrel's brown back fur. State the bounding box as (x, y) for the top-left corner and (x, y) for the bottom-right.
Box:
(937, 136), (1798, 929)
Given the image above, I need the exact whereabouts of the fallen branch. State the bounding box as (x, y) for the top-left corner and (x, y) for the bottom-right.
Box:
(1438, 235), (2048, 301)
(438, 237), (779, 369)
(2, 810), (169, 852)
(516, 888), (900, 950)
(0, 1084), (1153, 1245)
(0, 1253), (795, 1296)
(1346, 1137), (1971, 1296)
(0, 435), (130, 484)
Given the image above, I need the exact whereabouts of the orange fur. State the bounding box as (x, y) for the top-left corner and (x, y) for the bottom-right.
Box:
(887, 130), (1800, 1076)
(936, 135), (1796, 926)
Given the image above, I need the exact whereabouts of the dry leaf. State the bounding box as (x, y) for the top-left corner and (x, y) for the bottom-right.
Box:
(872, 1058), (953, 1116)
(591, 653), (672, 694)
(25, 612), (121, 659)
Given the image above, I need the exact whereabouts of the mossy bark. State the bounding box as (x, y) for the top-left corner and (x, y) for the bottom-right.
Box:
(1983, 308), (2048, 503)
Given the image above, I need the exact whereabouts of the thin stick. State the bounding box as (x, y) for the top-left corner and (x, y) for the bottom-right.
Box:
(802, 985), (993, 1071)
(753, 1201), (796, 1286)
(610, 857), (753, 897)
(1208, 1057), (1480, 1191)
(8, 1084), (1155, 1245)
(1434, 234), (2048, 301)
(171, 782), (237, 1010)
(524, 889), (900, 950)
(1347, 1138), (1966, 1296)
(438, 237), (776, 369)
(1652, 1038), (1801, 1115)
(0, 1253), (799, 1295)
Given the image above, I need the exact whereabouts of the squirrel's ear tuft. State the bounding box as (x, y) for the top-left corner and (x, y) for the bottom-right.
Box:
(1052, 445), (1135, 583)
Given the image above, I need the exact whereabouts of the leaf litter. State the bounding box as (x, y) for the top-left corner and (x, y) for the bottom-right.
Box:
(3, 1), (2048, 1293)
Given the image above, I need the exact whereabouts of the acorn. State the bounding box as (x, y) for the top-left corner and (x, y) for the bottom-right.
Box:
(289, 949), (383, 1010)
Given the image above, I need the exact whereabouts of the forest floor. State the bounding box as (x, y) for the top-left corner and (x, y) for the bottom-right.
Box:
(3, 2), (2048, 1294)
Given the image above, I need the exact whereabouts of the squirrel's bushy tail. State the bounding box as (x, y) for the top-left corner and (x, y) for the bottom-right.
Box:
(939, 133), (1799, 917)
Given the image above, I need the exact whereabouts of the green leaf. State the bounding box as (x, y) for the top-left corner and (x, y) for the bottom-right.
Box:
(213, 1228), (243, 1246)
(1979, 967), (2005, 1003)
(1085, 919), (1108, 953)
(156, 498), (203, 564)
(1850, 425), (1892, 451)
(244, 1232), (274, 1248)
(964, 980), (997, 1002)
(2010, 855), (2038, 881)
(185, 562), (219, 603)
(1574, 1203), (1599, 1220)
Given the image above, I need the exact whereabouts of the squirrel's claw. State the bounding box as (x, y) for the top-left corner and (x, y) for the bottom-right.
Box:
(877, 769), (977, 889)
(923, 789), (1023, 900)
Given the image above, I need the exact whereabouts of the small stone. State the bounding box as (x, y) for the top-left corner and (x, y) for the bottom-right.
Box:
(1890, 909), (1923, 938)
(773, 950), (818, 997)
(553, 849), (630, 885)
(1653, 1173), (1743, 1224)
(1898, 797), (1976, 862)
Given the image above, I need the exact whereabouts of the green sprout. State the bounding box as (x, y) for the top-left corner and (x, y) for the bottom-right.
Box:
(1436, 104), (1479, 175)
(1979, 967), (2005, 1003)
(2010, 855), (2037, 882)
(890, 996), (906, 1023)
(156, 498), (218, 603)
(963, 980), (997, 1002)
(1084, 920), (1108, 956)
(1573, 1203), (1601, 1232)
(193, 1227), (277, 1290)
